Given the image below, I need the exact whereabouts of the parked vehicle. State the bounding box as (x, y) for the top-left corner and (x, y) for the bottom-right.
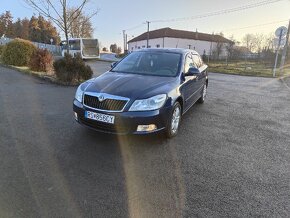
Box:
(60, 38), (100, 59)
(73, 48), (208, 138)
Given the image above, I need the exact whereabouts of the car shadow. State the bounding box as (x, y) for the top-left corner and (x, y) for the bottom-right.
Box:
(64, 125), (186, 217)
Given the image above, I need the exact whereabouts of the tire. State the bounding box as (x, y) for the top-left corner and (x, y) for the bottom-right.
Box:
(165, 102), (182, 138)
(198, 83), (207, 104)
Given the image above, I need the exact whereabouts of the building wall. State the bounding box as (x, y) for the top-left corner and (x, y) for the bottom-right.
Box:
(128, 38), (163, 51)
(128, 37), (229, 57)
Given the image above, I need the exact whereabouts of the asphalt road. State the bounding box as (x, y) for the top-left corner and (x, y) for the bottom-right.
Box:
(0, 65), (290, 218)
(284, 77), (290, 90)
(86, 60), (112, 77)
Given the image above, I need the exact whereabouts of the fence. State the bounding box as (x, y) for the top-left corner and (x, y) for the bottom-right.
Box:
(0, 37), (61, 55)
(0, 38), (12, 45)
(32, 42), (61, 55)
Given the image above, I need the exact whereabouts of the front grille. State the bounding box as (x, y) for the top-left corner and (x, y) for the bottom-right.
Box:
(84, 94), (128, 111)
(79, 117), (129, 134)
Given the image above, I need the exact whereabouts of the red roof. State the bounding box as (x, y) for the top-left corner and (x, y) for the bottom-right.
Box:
(128, 27), (233, 44)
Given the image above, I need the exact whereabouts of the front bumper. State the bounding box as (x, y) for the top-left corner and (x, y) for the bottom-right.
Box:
(73, 100), (171, 135)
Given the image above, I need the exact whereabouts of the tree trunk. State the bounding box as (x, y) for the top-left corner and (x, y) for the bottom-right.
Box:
(65, 29), (69, 54)
(63, 0), (69, 54)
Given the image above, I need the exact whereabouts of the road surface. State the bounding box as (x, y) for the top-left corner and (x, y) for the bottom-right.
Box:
(0, 66), (290, 217)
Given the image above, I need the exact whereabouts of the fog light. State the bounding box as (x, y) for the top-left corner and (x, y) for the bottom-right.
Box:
(137, 124), (157, 132)
(74, 112), (78, 121)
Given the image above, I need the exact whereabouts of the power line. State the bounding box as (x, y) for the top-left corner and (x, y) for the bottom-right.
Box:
(124, 23), (144, 31)
(221, 19), (289, 32)
(123, 0), (284, 32)
(150, 0), (284, 23)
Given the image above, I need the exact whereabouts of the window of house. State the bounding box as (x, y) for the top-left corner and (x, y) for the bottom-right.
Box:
(138, 46), (140, 49)
(156, 44), (160, 48)
(148, 45), (151, 48)
(142, 45), (146, 48)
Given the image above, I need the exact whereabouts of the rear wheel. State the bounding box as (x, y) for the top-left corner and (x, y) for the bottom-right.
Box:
(198, 83), (207, 104)
(165, 102), (182, 138)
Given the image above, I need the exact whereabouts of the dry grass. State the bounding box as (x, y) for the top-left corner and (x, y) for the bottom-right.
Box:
(208, 61), (290, 78)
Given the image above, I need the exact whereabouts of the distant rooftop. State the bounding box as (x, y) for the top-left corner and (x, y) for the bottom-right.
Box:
(128, 27), (233, 44)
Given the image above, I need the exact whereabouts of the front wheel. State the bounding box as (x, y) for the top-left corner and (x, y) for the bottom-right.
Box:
(198, 83), (207, 104)
(165, 102), (182, 138)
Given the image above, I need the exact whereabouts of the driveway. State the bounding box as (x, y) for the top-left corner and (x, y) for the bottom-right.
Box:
(0, 66), (290, 217)
(86, 60), (112, 77)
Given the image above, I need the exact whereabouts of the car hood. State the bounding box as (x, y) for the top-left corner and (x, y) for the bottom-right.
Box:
(85, 71), (177, 99)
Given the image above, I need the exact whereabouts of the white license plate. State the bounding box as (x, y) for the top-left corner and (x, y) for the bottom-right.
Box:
(85, 111), (115, 124)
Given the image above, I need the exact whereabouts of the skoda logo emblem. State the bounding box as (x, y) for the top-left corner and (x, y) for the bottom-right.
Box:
(98, 95), (105, 102)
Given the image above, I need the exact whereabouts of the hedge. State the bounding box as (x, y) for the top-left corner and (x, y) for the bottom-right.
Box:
(1, 38), (37, 66)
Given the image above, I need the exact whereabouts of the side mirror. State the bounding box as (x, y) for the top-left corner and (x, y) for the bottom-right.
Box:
(111, 62), (118, 69)
(185, 67), (200, 76)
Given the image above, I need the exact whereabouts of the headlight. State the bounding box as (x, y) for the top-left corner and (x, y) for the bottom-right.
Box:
(129, 94), (167, 111)
(75, 79), (94, 103)
(75, 85), (84, 103)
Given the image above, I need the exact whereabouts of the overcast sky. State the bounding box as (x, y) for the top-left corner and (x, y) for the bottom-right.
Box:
(1, 0), (290, 48)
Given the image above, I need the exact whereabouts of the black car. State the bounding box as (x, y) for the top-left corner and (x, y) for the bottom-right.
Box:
(73, 48), (208, 138)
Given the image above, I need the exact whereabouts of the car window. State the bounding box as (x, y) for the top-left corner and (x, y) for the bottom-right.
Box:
(112, 51), (181, 77)
(198, 55), (204, 67)
(192, 54), (202, 68)
(184, 54), (194, 73)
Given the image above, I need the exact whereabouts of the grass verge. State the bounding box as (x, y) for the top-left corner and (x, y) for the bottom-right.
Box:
(208, 61), (290, 78)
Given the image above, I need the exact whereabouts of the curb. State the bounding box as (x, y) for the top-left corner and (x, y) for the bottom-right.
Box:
(0, 63), (79, 86)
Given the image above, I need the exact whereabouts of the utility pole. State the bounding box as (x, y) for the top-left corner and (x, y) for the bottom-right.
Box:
(209, 32), (214, 63)
(123, 30), (126, 53)
(125, 33), (128, 53)
(146, 21), (150, 48)
(280, 19), (290, 72)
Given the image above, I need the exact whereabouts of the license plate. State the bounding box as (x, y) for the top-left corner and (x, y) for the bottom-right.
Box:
(85, 111), (115, 124)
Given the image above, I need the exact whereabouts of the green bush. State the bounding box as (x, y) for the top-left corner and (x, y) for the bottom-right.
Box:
(1, 38), (37, 66)
(53, 53), (93, 83)
(0, 45), (4, 58)
(29, 49), (53, 73)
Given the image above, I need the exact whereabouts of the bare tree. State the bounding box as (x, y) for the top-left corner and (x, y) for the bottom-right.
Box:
(264, 33), (275, 51)
(242, 34), (255, 53)
(213, 32), (225, 59)
(254, 33), (264, 54)
(225, 35), (236, 60)
(24, 0), (98, 53)
(67, 7), (94, 38)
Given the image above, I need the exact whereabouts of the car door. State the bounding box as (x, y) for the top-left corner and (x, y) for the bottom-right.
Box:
(192, 54), (207, 100)
(182, 53), (200, 110)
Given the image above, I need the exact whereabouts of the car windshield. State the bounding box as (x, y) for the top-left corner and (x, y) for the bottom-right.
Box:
(112, 51), (181, 76)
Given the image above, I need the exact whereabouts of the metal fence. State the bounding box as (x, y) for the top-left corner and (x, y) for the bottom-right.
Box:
(0, 37), (61, 55)
(32, 42), (61, 55)
(0, 37), (12, 45)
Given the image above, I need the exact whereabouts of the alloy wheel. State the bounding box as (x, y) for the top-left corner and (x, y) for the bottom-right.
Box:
(171, 106), (181, 134)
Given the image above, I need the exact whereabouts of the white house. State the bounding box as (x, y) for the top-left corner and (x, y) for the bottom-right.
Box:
(128, 27), (233, 57)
